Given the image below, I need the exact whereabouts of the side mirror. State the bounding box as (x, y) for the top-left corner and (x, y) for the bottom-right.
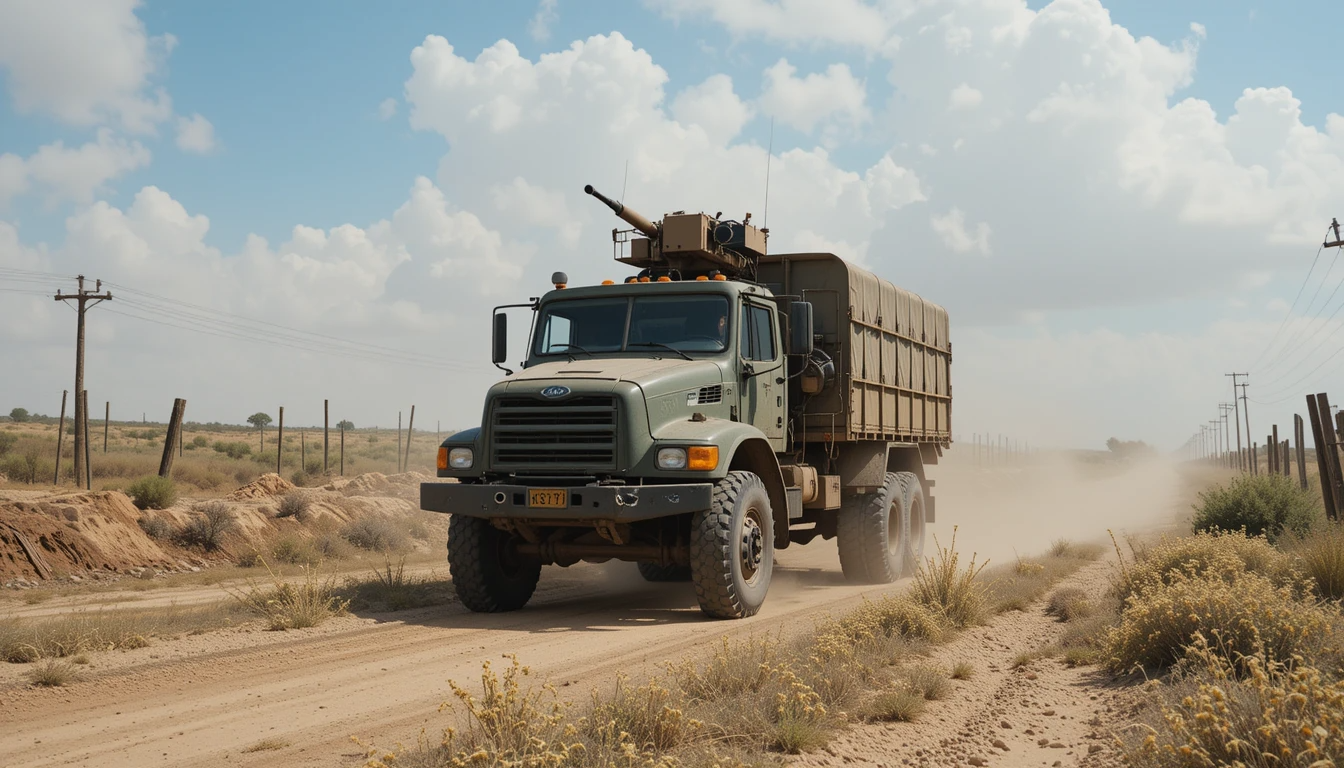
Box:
(492, 312), (508, 364)
(789, 302), (814, 356)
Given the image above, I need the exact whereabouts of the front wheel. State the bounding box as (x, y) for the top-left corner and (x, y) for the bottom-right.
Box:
(690, 471), (774, 619)
(447, 515), (541, 612)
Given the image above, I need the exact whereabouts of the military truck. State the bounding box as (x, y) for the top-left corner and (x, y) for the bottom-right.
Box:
(422, 185), (952, 619)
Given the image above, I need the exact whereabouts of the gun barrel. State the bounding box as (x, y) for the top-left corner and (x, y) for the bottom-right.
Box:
(584, 184), (659, 238)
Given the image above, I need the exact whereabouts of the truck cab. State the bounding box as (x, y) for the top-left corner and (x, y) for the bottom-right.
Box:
(422, 186), (951, 619)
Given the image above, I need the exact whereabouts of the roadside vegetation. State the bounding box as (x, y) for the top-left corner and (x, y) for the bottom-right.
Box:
(361, 531), (1102, 767)
(0, 419), (442, 493)
(1070, 472), (1344, 767)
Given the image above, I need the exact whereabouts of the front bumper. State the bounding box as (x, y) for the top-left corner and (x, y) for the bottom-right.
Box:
(420, 482), (714, 522)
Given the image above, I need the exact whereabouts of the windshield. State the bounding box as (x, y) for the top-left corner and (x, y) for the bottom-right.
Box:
(534, 295), (731, 356)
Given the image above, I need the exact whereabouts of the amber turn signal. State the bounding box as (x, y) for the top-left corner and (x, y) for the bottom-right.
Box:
(687, 446), (719, 470)
(436, 447), (449, 470)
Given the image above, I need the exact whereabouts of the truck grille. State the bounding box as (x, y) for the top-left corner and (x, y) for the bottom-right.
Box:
(490, 395), (618, 470)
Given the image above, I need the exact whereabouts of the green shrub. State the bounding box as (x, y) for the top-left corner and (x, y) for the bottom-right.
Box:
(127, 476), (178, 510)
(275, 491), (312, 519)
(212, 440), (252, 459)
(0, 431), (17, 456)
(341, 516), (409, 552)
(178, 501), (235, 550)
(137, 515), (173, 540)
(191, 435), (209, 448)
(3, 449), (49, 484)
(271, 534), (321, 565)
(1191, 473), (1320, 542)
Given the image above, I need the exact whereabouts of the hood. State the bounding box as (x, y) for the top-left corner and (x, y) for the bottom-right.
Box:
(508, 357), (722, 388)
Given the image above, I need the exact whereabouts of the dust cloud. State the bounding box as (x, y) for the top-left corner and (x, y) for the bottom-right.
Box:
(927, 451), (1192, 565)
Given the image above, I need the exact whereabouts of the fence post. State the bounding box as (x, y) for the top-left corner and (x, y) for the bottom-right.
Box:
(403, 405), (415, 473)
(340, 425), (345, 476)
(277, 406), (284, 476)
(1317, 394), (1344, 520)
(158, 398), (186, 478)
(54, 390), (68, 484)
(1296, 414), (1308, 490)
(324, 399), (330, 476)
(82, 390), (92, 490)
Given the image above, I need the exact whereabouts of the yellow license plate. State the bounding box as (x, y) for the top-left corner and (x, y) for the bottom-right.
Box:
(527, 489), (568, 509)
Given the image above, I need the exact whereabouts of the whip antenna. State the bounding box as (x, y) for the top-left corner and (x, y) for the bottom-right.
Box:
(763, 118), (774, 232)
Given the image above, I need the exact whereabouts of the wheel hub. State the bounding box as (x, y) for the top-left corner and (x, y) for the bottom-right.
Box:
(741, 515), (764, 580)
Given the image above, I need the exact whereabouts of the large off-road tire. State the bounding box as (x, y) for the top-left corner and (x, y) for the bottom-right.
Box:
(447, 514), (541, 613)
(637, 561), (692, 582)
(837, 471), (924, 584)
(690, 471), (774, 619)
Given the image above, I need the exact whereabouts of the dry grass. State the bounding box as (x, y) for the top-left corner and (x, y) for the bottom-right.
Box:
(178, 501), (236, 551)
(242, 738), (291, 753)
(1284, 519), (1344, 601)
(228, 564), (349, 630)
(987, 541), (1104, 613)
(341, 516), (410, 552)
(862, 689), (925, 723)
(911, 526), (989, 628)
(1046, 586), (1095, 621)
(900, 665), (950, 700)
(340, 557), (453, 612)
(275, 490), (313, 519)
(28, 658), (81, 687)
(0, 601), (247, 662)
(1112, 530), (1302, 601)
(365, 537), (1099, 767)
(1128, 637), (1344, 768)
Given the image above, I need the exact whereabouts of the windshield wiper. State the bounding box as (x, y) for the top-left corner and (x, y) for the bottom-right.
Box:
(548, 343), (594, 362)
(628, 342), (693, 361)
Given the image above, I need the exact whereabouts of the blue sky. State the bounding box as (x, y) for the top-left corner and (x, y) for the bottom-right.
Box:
(1, 0), (1341, 447)
(3, 1), (1336, 252)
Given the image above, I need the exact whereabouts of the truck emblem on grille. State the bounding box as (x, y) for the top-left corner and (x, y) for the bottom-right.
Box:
(540, 385), (571, 398)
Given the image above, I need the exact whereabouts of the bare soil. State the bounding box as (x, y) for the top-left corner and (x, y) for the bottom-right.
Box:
(0, 456), (1191, 768)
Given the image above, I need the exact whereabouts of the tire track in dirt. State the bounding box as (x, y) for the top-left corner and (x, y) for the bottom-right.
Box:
(0, 542), (904, 768)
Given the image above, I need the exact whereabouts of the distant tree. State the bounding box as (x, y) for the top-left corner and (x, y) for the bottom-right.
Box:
(247, 412), (273, 451)
(1106, 437), (1155, 458)
(336, 420), (354, 430)
(9, 407), (29, 422)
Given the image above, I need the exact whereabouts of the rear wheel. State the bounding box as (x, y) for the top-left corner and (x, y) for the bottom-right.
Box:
(447, 515), (541, 612)
(690, 471), (774, 619)
(637, 561), (692, 582)
(837, 471), (921, 584)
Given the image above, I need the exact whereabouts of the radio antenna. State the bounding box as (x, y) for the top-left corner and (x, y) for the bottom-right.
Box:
(763, 118), (774, 232)
(620, 159), (630, 203)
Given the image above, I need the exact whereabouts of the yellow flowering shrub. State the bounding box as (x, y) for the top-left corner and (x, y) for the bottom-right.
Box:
(1114, 531), (1302, 602)
(1133, 636), (1344, 768)
(1105, 565), (1336, 675)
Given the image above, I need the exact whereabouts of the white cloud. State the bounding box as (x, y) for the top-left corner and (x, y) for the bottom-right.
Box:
(175, 113), (217, 154)
(930, 208), (991, 255)
(0, 129), (152, 206)
(529, 0), (559, 42)
(672, 74), (754, 145)
(758, 59), (869, 135)
(0, 0), (175, 133)
(378, 98), (398, 121)
(645, 0), (895, 50)
(948, 83), (983, 110)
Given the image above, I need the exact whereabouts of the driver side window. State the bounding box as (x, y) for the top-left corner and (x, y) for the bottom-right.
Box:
(739, 304), (777, 362)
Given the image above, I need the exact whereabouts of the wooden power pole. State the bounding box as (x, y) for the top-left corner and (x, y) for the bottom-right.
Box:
(1227, 373), (1247, 471)
(55, 276), (111, 486)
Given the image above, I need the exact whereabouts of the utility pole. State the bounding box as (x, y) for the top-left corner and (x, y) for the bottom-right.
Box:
(1326, 218), (1343, 249)
(1238, 380), (1252, 472)
(1209, 420), (1221, 465)
(55, 275), (111, 486)
(1227, 373), (1247, 471)
(1220, 403), (1235, 469)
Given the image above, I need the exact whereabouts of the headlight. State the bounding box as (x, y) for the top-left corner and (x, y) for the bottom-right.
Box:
(448, 447), (474, 469)
(656, 447), (687, 470)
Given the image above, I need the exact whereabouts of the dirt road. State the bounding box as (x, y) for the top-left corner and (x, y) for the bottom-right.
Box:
(0, 458), (1189, 768)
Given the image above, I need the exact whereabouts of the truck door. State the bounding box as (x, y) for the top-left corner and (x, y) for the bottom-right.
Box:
(740, 300), (785, 446)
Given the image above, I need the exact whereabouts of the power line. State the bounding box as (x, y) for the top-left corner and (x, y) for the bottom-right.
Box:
(1249, 232), (1332, 369)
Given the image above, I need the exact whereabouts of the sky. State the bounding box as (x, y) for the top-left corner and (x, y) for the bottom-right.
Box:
(0, 0), (1341, 451)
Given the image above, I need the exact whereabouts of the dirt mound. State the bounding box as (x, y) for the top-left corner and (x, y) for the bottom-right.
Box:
(324, 471), (431, 501)
(226, 473), (295, 501)
(0, 491), (176, 580)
